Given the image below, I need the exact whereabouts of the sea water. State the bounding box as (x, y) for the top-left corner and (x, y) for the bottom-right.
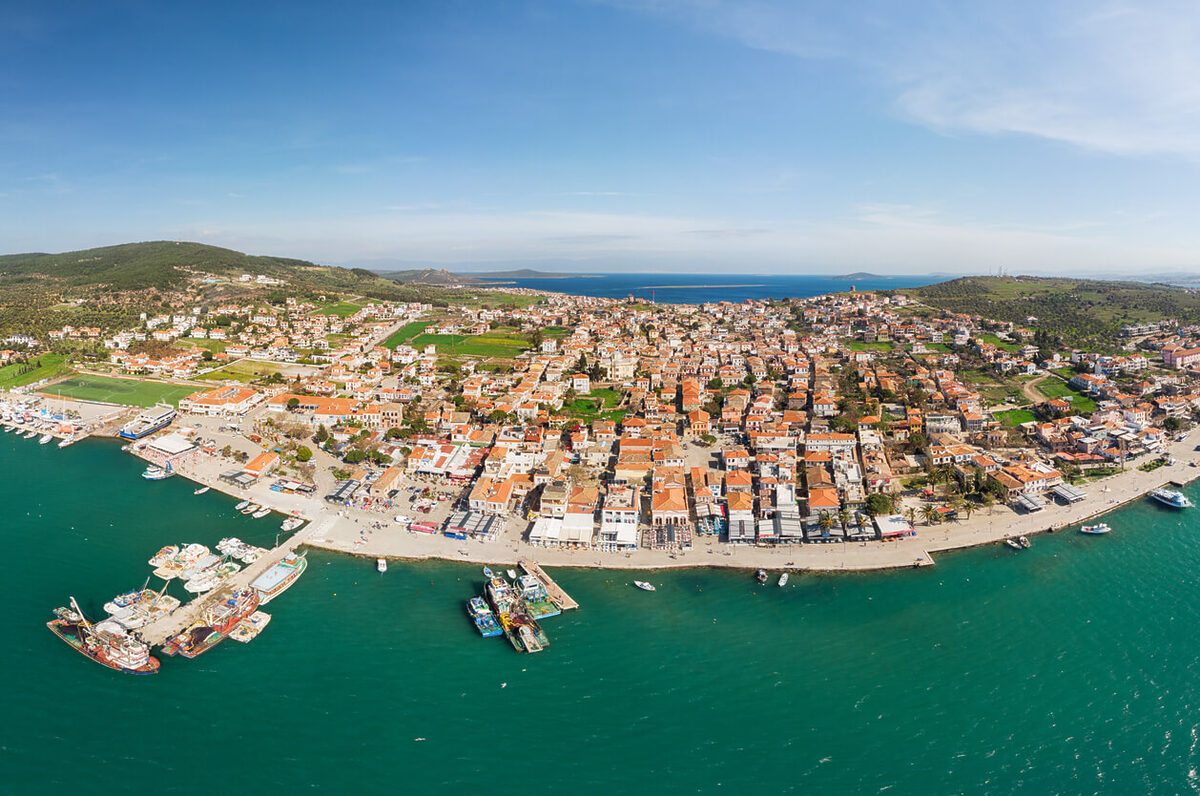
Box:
(4, 433), (1200, 793)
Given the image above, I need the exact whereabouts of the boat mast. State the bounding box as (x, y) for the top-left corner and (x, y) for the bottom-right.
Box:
(68, 596), (92, 630)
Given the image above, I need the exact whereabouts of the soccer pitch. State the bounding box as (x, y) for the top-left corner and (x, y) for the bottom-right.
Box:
(46, 376), (196, 407)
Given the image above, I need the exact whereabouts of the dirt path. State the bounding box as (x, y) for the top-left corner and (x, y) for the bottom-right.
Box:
(1021, 374), (1048, 404)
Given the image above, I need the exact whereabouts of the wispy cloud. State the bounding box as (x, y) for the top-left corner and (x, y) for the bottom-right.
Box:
(608, 0), (1200, 159)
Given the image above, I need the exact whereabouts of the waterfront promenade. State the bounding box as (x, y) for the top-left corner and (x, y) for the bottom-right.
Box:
(142, 426), (1200, 576)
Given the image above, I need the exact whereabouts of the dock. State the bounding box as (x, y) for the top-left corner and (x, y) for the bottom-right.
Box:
(518, 559), (578, 611)
(139, 519), (318, 645)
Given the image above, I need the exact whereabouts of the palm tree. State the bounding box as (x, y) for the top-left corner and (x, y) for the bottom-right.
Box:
(818, 511), (834, 533)
(921, 504), (938, 526)
(904, 507), (917, 526)
(980, 493), (995, 515)
(837, 507), (851, 530)
(961, 501), (974, 521)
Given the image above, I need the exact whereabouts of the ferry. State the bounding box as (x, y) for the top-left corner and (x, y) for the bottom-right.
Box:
(162, 589), (260, 658)
(118, 403), (176, 440)
(46, 599), (160, 674)
(467, 597), (503, 637)
(1152, 488), (1194, 509)
(142, 465), (172, 480)
(633, 580), (656, 592)
(1080, 523), (1111, 535)
(250, 552), (308, 605)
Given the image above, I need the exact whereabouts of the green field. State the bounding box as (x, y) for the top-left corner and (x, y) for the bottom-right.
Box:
(383, 320), (433, 349)
(543, 326), (573, 338)
(318, 301), (363, 318)
(197, 360), (287, 383)
(411, 332), (530, 358)
(0, 354), (72, 390)
(979, 333), (1019, 352)
(995, 408), (1037, 427)
(848, 341), (892, 352)
(47, 375), (195, 407)
(1036, 377), (1098, 413)
(177, 336), (227, 353)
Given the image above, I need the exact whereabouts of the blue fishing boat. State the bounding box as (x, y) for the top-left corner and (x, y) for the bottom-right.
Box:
(467, 597), (502, 638)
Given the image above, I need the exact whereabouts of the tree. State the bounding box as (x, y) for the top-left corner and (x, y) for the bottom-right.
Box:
(385, 427), (403, 439)
(221, 444), (232, 458)
(1165, 416), (1183, 432)
(818, 511), (834, 532)
(707, 377), (723, 390)
(864, 493), (892, 516)
(369, 450), (392, 465)
(700, 433), (717, 446)
(529, 329), (544, 348)
(295, 446), (312, 462)
(904, 507), (917, 527)
(286, 397), (300, 410)
(837, 507), (851, 530)
(981, 493), (995, 515)
(315, 424), (329, 443)
(921, 505), (938, 525)
(344, 449), (366, 465)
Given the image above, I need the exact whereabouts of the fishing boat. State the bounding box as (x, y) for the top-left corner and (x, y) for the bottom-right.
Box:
(103, 578), (152, 615)
(755, 569), (768, 584)
(778, 572), (789, 587)
(1080, 523), (1111, 535)
(633, 580), (656, 592)
(467, 596), (503, 637)
(500, 610), (549, 653)
(1152, 488), (1194, 509)
(38, 433), (53, 444)
(194, 486), (210, 495)
(485, 574), (517, 614)
(281, 516), (304, 531)
(229, 611), (272, 643)
(515, 574), (560, 619)
(249, 552), (308, 605)
(147, 545), (180, 567)
(235, 500), (251, 511)
(161, 589), (260, 658)
(1004, 538), (1022, 550)
(376, 558), (387, 573)
(46, 599), (160, 674)
(251, 507), (271, 519)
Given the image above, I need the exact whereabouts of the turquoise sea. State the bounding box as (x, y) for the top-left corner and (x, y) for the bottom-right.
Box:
(5, 433), (1200, 793)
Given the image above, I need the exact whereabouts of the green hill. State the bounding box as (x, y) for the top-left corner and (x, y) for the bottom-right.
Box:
(904, 275), (1200, 346)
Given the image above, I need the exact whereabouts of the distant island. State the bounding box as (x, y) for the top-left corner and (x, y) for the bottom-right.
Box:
(381, 267), (597, 284)
(832, 272), (890, 280)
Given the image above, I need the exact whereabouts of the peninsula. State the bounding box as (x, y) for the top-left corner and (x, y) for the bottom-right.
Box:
(6, 242), (1200, 575)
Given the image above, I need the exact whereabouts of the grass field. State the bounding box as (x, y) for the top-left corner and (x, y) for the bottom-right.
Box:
(410, 332), (530, 358)
(0, 354), (72, 390)
(1036, 377), (1098, 413)
(177, 337), (227, 353)
(543, 326), (573, 338)
(383, 320), (433, 349)
(48, 375), (196, 407)
(995, 408), (1037, 427)
(319, 301), (363, 318)
(197, 360), (287, 383)
(848, 341), (893, 352)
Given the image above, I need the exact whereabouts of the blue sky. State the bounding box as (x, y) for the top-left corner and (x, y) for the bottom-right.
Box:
(3, 0), (1200, 274)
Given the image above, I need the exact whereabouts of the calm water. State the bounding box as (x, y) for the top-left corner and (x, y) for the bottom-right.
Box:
(5, 433), (1200, 793)
(491, 273), (941, 304)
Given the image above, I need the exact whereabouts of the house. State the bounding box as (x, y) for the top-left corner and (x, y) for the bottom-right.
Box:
(244, 451), (280, 479)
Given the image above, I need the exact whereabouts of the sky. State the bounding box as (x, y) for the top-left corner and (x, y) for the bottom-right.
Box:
(3, 0), (1200, 275)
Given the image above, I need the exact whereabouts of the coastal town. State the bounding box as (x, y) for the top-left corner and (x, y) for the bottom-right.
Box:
(7, 274), (1200, 583)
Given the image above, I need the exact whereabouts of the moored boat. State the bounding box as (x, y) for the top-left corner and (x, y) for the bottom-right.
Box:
(241, 503), (260, 515)
(161, 589), (259, 658)
(38, 433), (52, 444)
(1004, 538), (1022, 550)
(515, 574), (561, 618)
(1018, 536), (1031, 549)
(281, 516), (304, 531)
(633, 580), (656, 591)
(251, 507), (270, 519)
(249, 552), (307, 604)
(1152, 488), (1193, 509)
(778, 572), (789, 587)
(194, 486), (210, 495)
(229, 611), (272, 643)
(376, 558), (387, 573)
(235, 499), (250, 511)
(756, 569), (768, 584)
(1080, 523), (1111, 535)
(141, 465), (171, 480)
(467, 596), (503, 637)
(46, 599), (159, 674)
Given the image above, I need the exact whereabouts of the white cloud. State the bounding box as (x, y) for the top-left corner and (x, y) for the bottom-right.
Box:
(608, 0), (1200, 159)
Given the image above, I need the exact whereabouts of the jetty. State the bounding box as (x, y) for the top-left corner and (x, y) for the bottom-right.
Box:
(518, 559), (578, 611)
(140, 518), (318, 645)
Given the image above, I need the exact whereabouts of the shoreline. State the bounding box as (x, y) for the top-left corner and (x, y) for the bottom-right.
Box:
(119, 427), (1200, 576)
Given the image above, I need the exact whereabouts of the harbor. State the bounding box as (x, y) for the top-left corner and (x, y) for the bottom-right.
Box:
(467, 563), (576, 653)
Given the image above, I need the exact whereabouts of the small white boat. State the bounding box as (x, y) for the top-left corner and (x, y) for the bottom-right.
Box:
(194, 486), (210, 495)
(1018, 536), (1031, 549)
(1004, 539), (1022, 550)
(633, 581), (656, 591)
(241, 503), (260, 515)
(1080, 523), (1111, 535)
(38, 433), (53, 444)
(281, 517), (304, 532)
(57, 437), (74, 448)
(234, 500), (251, 511)
(506, 569), (517, 579)
(778, 572), (789, 587)
(23, 430), (36, 439)
(377, 558), (387, 573)
(251, 508), (270, 519)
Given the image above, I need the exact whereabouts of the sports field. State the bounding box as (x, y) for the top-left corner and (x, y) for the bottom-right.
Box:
(46, 375), (196, 407)
(410, 332), (530, 358)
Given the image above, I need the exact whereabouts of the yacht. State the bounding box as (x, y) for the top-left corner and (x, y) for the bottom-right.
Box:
(633, 580), (656, 591)
(1152, 488), (1193, 509)
(38, 433), (53, 444)
(193, 486), (210, 495)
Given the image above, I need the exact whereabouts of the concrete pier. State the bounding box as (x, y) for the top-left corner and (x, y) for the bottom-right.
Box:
(518, 559), (578, 611)
(141, 519), (318, 646)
